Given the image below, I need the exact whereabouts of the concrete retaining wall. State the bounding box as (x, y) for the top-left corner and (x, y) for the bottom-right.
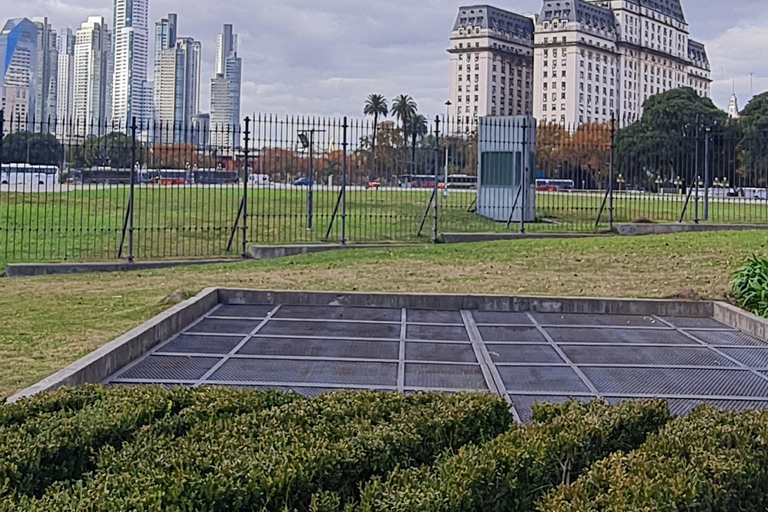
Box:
(616, 223), (768, 236)
(4, 259), (241, 277)
(441, 233), (607, 243)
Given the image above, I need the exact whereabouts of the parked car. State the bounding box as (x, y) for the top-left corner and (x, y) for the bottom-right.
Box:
(293, 177), (312, 186)
(367, 180), (381, 189)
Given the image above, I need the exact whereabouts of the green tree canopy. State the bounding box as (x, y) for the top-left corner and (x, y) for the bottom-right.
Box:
(738, 91), (768, 185)
(75, 132), (133, 169)
(1, 132), (64, 165)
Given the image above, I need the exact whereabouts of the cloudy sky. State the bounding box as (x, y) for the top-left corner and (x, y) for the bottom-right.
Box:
(6, 0), (768, 118)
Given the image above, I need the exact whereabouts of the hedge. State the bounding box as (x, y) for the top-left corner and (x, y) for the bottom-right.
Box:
(539, 405), (768, 511)
(356, 399), (671, 512)
(5, 388), (512, 511)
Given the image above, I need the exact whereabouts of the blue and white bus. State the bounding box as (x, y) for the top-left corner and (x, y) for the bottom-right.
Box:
(0, 164), (60, 186)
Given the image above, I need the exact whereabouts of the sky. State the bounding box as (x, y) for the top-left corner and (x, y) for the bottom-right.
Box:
(5, 0), (768, 119)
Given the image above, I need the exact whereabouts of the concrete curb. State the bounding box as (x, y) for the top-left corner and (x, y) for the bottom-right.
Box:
(12, 288), (768, 402)
(442, 233), (609, 243)
(7, 288), (220, 403)
(248, 243), (423, 260)
(616, 223), (768, 236)
(4, 259), (242, 277)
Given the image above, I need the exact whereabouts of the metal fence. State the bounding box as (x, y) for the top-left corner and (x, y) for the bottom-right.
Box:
(0, 110), (767, 265)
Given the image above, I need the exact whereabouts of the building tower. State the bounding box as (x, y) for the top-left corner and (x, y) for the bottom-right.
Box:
(210, 24), (242, 148)
(447, 5), (534, 131)
(56, 28), (76, 127)
(0, 18), (39, 126)
(111, 0), (149, 128)
(73, 16), (112, 133)
(32, 17), (58, 124)
(154, 30), (201, 136)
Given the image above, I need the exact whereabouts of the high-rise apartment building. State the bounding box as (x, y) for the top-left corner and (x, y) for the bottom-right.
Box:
(153, 14), (200, 136)
(447, 5), (534, 130)
(56, 28), (76, 125)
(73, 16), (112, 131)
(210, 24), (241, 147)
(111, 0), (149, 128)
(532, 0), (711, 126)
(0, 18), (38, 124)
(32, 17), (57, 123)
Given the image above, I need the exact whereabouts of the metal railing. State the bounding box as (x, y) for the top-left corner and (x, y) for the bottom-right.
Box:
(0, 110), (766, 265)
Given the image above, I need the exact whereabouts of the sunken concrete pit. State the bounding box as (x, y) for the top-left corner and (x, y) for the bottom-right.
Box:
(11, 289), (768, 423)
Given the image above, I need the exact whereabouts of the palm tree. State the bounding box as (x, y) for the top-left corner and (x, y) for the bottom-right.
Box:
(363, 94), (388, 181)
(391, 95), (418, 142)
(405, 114), (429, 168)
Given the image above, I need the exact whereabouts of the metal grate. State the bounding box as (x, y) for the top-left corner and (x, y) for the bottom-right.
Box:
(719, 349), (768, 368)
(405, 342), (478, 363)
(213, 305), (275, 318)
(486, 344), (565, 364)
(479, 326), (547, 343)
(472, 311), (533, 325)
(407, 310), (464, 324)
(532, 313), (661, 327)
(238, 337), (400, 360)
(662, 317), (733, 329)
(560, 345), (733, 367)
(685, 330), (767, 347)
(209, 359), (399, 387)
(274, 305), (401, 322)
(157, 335), (246, 355)
(404, 363), (487, 390)
(117, 355), (220, 381)
(547, 327), (696, 345)
(406, 325), (470, 342)
(187, 319), (262, 335)
(260, 321), (401, 339)
(509, 395), (592, 423)
(499, 366), (592, 394)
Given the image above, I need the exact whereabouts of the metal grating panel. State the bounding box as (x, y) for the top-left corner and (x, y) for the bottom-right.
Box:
(472, 311), (532, 325)
(685, 330), (768, 347)
(510, 395), (592, 423)
(486, 344), (565, 364)
(209, 359), (398, 386)
(719, 348), (768, 368)
(235, 386), (391, 397)
(404, 363), (487, 390)
(238, 337), (399, 360)
(479, 326), (547, 343)
(582, 367), (768, 397)
(499, 366), (593, 394)
(662, 317), (733, 329)
(532, 313), (661, 327)
(407, 310), (464, 324)
(214, 305), (274, 318)
(117, 355), (220, 381)
(274, 305), (401, 322)
(187, 319), (262, 335)
(405, 342), (479, 363)
(547, 327), (696, 345)
(561, 345), (733, 367)
(260, 321), (400, 339)
(157, 335), (246, 355)
(406, 325), (470, 342)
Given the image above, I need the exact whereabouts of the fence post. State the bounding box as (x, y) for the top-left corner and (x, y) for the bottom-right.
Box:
(703, 128), (710, 221)
(432, 115), (441, 244)
(341, 116), (348, 246)
(520, 117), (527, 234)
(127, 116), (137, 262)
(609, 113), (615, 230)
(693, 116), (700, 224)
(241, 117), (251, 258)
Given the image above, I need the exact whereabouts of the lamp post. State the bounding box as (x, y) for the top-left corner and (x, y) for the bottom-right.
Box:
(616, 173), (625, 192)
(298, 129), (325, 230)
(673, 176), (683, 195)
(655, 175), (663, 195)
(443, 100), (451, 198)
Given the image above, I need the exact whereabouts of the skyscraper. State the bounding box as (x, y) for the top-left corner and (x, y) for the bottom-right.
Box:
(31, 17), (57, 124)
(0, 18), (39, 125)
(56, 28), (76, 126)
(111, 0), (149, 128)
(210, 24), (242, 147)
(155, 36), (201, 135)
(73, 16), (112, 132)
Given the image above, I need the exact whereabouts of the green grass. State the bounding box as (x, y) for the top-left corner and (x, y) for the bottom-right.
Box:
(0, 230), (766, 398)
(1, 186), (767, 265)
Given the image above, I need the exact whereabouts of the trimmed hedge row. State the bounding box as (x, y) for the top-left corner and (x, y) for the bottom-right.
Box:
(540, 405), (768, 511)
(356, 399), (671, 512)
(4, 388), (512, 512)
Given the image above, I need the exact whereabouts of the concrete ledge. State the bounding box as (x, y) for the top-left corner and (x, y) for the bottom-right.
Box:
(7, 288), (220, 403)
(713, 302), (768, 341)
(4, 259), (241, 277)
(248, 243), (421, 260)
(442, 233), (607, 244)
(219, 289), (714, 318)
(617, 223), (768, 236)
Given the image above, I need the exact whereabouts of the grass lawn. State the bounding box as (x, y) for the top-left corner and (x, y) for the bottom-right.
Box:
(1, 186), (767, 265)
(0, 230), (766, 398)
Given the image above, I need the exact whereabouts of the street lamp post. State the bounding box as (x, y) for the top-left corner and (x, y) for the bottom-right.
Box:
(299, 129), (325, 230)
(674, 176), (683, 195)
(616, 173), (625, 192)
(655, 175), (663, 195)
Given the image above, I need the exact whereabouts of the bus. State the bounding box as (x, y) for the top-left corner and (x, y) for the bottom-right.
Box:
(0, 164), (60, 186)
(398, 174), (441, 189)
(535, 179), (575, 192)
(446, 174), (478, 189)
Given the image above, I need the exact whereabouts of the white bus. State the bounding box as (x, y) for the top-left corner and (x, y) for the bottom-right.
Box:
(0, 164), (60, 186)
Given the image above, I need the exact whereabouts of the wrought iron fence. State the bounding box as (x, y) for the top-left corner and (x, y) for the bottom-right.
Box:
(0, 110), (767, 265)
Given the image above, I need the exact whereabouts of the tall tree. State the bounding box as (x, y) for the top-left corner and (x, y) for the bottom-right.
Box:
(363, 94), (389, 181)
(1, 132), (63, 165)
(406, 114), (429, 170)
(391, 94), (417, 143)
(738, 91), (768, 186)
